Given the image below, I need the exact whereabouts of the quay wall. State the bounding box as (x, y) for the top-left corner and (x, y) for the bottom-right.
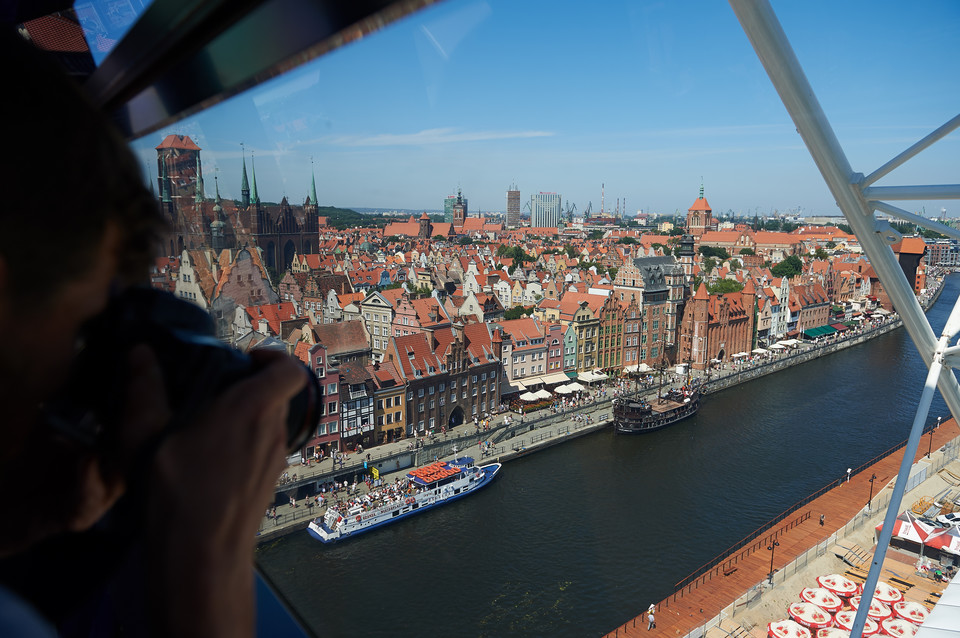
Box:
(259, 277), (948, 544)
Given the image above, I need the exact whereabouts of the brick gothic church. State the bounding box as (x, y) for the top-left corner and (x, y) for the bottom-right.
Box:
(155, 134), (318, 272)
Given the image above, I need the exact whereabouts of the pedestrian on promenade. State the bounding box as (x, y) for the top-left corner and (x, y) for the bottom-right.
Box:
(647, 608), (656, 630)
(819, 514), (825, 526)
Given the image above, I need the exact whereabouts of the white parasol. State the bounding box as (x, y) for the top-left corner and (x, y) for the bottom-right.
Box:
(880, 617), (918, 637)
(534, 389), (552, 400)
(817, 574), (860, 598)
(891, 601), (929, 626)
(834, 611), (878, 636)
(768, 619), (812, 638)
(871, 581), (903, 605)
(518, 391), (538, 402)
(553, 384), (572, 395)
(800, 587), (843, 613)
(850, 595), (892, 621)
(788, 602), (834, 629)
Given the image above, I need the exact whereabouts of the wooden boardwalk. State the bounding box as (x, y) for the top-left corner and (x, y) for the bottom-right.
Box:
(604, 421), (958, 638)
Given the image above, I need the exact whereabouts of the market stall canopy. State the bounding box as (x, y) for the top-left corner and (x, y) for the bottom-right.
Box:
(732, 352), (750, 358)
(753, 348), (769, 354)
(769, 343), (786, 350)
(875, 511), (936, 545)
(924, 524), (960, 554)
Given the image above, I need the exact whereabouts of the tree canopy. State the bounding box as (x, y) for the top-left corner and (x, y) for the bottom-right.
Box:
(707, 279), (744, 294)
(699, 245), (730, 260)
(771, 254), (804, 278)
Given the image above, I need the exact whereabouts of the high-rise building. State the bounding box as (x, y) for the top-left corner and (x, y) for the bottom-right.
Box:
(506, 184), (520, 229)
(531, 192), (561, 228)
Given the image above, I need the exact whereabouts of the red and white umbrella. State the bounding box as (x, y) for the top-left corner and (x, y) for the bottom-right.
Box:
(788, 602), (834, 629)
(801, 587), (843, 613)
(880, 617), (918, 637)
(891, 601), (929, 625)
(851, 596), (893, 621)
(769, 619), (813, 638)
(875, 511), (936, 545)
(817, 574), (860, 598)
(924, 525), (960, 555)
(834, 610), (879, 636)
(871, 581), (904, 605)
(816, 629), (850, 638)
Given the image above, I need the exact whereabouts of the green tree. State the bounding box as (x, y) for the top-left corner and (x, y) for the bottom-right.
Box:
(588, 230), (604, 240)
(825, 241), (836, 249)
(699, 246), (730, 260)
(708, 279), (744, 294)
(617, 236), (638, 244)
(738, 247), (755, 255)
(814, 248), (829, 260)
(458, 236), (474, 246)
(771, 254), (804, 278)
(504, 305), (535, 320)
(703, 257), (717, 274)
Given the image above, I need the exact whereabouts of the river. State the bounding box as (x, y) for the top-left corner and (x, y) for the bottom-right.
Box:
(256, 274), (958, 637)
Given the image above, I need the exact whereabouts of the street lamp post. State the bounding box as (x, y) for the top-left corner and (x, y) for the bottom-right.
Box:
(868, 473), (877, 511)
(928, 416), (942, 458)
(768, 539), (780, 584)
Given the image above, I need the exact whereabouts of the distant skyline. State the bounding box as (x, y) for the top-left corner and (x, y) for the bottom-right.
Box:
(131, 0), (958, 219)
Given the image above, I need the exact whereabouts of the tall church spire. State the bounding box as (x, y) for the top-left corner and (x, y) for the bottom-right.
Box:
(240, 143), (250, 208)
(251, 151), (259, 205)
(309, 161), (318, 207)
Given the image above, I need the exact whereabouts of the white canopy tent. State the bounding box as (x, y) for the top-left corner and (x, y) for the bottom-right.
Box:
(752, 348), (769, 354)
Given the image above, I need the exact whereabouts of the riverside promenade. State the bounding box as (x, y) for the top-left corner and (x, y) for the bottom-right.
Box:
(602, 419), (960, 638)
(258, 276), (948, 544)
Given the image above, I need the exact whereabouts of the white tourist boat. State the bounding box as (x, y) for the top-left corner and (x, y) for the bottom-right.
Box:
(307, 456), (501, 543)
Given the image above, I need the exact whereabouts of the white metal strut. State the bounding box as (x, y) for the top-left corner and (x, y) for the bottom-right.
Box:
(728, 1), (960, 637)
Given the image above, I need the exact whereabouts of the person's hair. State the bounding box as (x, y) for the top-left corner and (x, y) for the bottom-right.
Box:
(1, 28), (165, 305)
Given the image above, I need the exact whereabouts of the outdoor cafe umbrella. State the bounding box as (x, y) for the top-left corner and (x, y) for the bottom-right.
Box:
(817, 574), (860, 598)
(870, 581), (904, 605)
(567, 382), (586, 392)
(554, 384), (573, 395)
(800, 588), (843, 613)
(519, 391), (538, 402)
(834, 611), (879, 636)
(850, 595), (893, 622)
(768, 619), (812, 638)
(788, 602), (834, 629)
(816, 629), (850, 638)
(880, 617), (918, 637)
(534, 388), (552, 400)
(891, 601), (930, 626)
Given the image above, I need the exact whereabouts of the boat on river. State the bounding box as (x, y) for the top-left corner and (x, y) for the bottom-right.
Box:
(613, 387), (701, 434)
(307, 457), (501, 543)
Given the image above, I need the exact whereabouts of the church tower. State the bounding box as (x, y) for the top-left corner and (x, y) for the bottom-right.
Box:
(686, 182), (713, 239)
(452, 188), (466, 227)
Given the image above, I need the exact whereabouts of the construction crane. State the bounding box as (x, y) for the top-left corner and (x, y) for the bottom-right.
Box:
(565, 200), (577, 222)
(584, 201), (592, 218)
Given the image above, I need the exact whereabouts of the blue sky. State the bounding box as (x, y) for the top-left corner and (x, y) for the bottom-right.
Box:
(131, 0), (958, 219)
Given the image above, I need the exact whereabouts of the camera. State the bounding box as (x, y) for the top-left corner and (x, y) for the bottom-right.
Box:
(44, 286), (320, 463)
